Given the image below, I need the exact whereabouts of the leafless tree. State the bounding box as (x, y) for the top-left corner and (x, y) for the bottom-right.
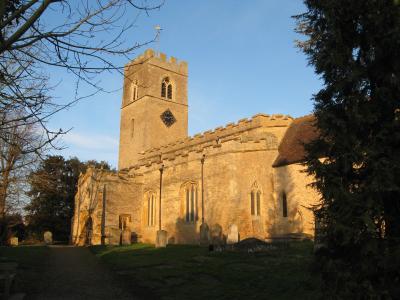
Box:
(0, 0), (164, 152)
(0, 113), (45, 218)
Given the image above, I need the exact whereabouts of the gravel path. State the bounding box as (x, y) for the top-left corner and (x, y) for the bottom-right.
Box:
(29, 246), (134, 300)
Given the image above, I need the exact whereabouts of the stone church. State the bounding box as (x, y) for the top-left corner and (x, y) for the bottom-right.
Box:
(71, 49), (319, 246)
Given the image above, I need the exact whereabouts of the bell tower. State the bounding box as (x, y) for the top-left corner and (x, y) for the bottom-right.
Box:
(118, 49), (188, 170)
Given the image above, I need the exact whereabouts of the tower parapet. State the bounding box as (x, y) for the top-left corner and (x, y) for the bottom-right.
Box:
(126, 49), (188, 76)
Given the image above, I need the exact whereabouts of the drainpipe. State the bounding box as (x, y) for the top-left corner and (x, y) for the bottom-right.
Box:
(159, 164), (164, 231)
(201, 154), (205, 224)
(101, 184), (106, 245)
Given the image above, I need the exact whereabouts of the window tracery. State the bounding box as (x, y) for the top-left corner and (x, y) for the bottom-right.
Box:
(250, 181), (261, 216)
(161, 77), (173, 100)
(144, 191), (157, 227)
(182, 182), (198, 223)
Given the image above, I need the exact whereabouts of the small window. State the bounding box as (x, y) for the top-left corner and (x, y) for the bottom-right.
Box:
(145, 192), (156, 227)
(250, 190), (261, 216)
(282, 191), (288, 218)
(130, 119), (135, 138)
(161, 77), (172, 100)
(251, 191), (255, 215)
(132, 81), (138, 101)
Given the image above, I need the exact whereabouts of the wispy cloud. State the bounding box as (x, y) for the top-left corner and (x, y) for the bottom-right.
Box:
(62, 132), (118, 151)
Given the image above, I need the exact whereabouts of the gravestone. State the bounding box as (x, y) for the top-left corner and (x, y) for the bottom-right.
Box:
(43, 231), (52, 244)
(9, 237), (18, 246)
(210, 224), (223, 245)
(199, 223), (210, 246)
(227, 224), (239, 244)
(156, 230), (167, 248)
(121, 228), (132, 245)
(107, 227), (121, 245)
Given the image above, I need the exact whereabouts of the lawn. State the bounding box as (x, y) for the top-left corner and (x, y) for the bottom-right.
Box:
(90, 241), (321, 300)
(0, 245), (49, 295)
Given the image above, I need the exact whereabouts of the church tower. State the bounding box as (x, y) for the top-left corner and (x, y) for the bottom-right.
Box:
(118, 49), (188, 170)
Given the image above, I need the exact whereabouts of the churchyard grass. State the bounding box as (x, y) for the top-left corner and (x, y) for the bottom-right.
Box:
(0, 245), (49, 295)
(90, 240), (321, 299)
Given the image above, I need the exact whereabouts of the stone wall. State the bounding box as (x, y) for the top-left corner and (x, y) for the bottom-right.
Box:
(271, 164), (319, 237)
(129, 114), (295, 244)
(71, 167), (142, 246)
(72, 114), (319, 246)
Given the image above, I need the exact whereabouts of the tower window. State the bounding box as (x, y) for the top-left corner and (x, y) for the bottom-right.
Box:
(167, 84), (172, 99)
(161, 77), (172, 100)
(161, 81), (166, 98)
(282, 191), (288, 218)
(132, 81), (138, 101)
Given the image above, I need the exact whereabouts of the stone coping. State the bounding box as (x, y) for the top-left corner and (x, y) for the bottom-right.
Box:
(123, 113), (292, 171)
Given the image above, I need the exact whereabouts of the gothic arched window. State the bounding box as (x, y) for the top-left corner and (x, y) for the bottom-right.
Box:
(251, 191), (261, 216)
(144, 191), (157, 227)
(250, 182), (261, 216)
(161, 77), (172, 100)
(182, 182), (198, 223)
(282, 191), (288, 218)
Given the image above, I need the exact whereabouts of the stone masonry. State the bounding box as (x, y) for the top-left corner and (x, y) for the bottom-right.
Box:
(71, 49), (319, 246)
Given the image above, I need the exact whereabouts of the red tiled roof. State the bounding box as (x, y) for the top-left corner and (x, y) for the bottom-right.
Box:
(272, 115), (319, 168)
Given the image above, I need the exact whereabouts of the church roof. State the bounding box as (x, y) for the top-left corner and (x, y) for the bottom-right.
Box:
(272, 115), (318, 168)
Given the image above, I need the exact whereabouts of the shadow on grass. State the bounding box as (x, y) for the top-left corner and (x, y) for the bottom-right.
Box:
(90, 241), (321, 300)
(0, 245), (50, 296)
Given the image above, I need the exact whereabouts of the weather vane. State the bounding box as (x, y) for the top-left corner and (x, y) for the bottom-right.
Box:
(154, 25), (162, 54)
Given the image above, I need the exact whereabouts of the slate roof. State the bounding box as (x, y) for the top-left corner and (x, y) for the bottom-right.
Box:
(272, 115), (319, 168)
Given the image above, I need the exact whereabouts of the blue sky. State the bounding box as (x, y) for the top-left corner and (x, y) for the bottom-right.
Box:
(47, 1), (321, 168)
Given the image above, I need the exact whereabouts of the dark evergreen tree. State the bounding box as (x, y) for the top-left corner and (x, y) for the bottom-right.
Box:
(25, 156), (110, 241)
(295, 0), (400, 298)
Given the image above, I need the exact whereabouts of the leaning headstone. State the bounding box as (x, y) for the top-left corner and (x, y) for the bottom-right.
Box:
(210, 224), (223, 245)
(199, 223), (210, 246)
(43, 231), (53, 244)
(9, 237), (18, 246)
(121, 228), (132, 245)
(155, 230), (167, 248)
(227, 224), (239, 244)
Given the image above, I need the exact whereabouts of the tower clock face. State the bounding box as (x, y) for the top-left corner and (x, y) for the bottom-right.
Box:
(160, 109), (176, 127)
